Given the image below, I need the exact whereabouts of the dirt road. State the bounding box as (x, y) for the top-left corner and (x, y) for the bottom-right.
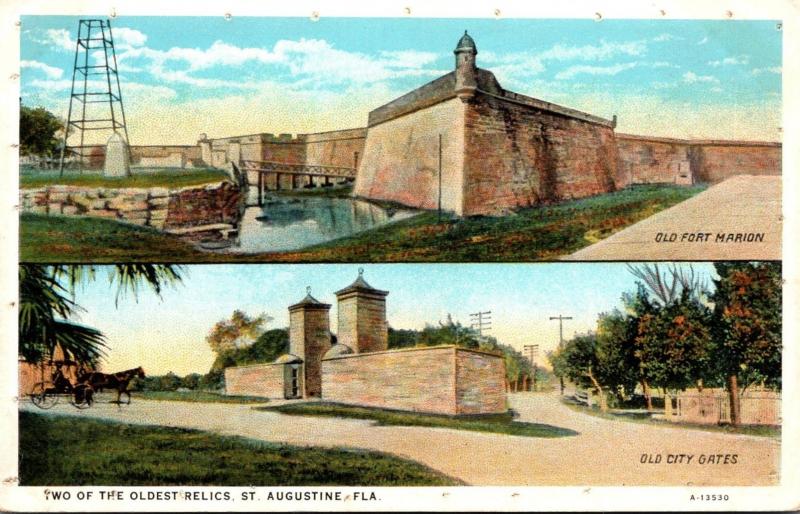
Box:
(20, 392), (779, 486)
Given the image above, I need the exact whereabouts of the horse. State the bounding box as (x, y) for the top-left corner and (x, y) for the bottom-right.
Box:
(79, 366), (145, 404)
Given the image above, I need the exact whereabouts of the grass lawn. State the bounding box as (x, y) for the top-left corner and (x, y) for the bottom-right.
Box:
(19, 411), (460, 486)
(20, 184), (705, 262)
(262, 402), (578, 438)
(19, 213), (210, 262)
(561, 399), (781, 438)
(133, 391), (269, 404)
(19, 168), (230, 189)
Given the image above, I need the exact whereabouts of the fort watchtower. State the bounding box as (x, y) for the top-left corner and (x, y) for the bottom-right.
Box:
(288, 288), (332, 397)
(335, 269), (389, 354)
(454, 30), (478, 100)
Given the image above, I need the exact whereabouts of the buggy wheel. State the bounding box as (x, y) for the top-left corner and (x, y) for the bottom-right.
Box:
(29, 382), (59, 410)
(70, 384), (94, 409)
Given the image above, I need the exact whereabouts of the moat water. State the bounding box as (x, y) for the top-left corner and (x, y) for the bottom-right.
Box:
(224, 193), (418, 253)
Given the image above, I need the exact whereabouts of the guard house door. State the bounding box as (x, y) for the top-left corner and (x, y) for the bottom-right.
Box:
(284, 364), (303, 399)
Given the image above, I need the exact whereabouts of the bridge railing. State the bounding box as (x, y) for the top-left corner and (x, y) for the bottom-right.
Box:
(240, 160), (356, 178)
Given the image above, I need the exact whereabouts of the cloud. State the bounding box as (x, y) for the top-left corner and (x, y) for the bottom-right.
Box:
(39, 28), (74, 51)
(27, 78), (176, 101)
(111, 27), (147, 49)
(540, 39), (647, 61)
(697, 36), (709, 45)
(682, 71), (719, 83)
(555, 62), (637, 80)
(752, 66), (781, 75)
(708, 55), (749, 67)
(20, 60), (63, 79)
(113, 38), (445, 89)
(652, 33), (677, 42)
(480, 38), (648, 87)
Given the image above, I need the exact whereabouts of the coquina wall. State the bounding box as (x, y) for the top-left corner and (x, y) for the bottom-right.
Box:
(62, 145), (203, 170)
(689, 141), (782, 183)
(615, 134), (781, 187)
(225, 363), (287, 398)
(203, 129), (367, 168)
(462, 91), (618, 215)
(615, 134), (692, 186)
(354, 98), (466, 213)
(303, 128), (367, 169)
(321, 345), (506, 415)
(20, 181), (242, 236)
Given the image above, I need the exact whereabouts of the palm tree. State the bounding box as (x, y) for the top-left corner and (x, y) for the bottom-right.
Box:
(18, 264), (184, 366)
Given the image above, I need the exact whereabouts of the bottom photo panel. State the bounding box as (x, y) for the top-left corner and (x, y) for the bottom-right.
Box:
(17, 262), (781, 487)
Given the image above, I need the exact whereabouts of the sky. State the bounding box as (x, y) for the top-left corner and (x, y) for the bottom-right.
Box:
(65, 263), (718, 376)
(19, 17), (782, 145)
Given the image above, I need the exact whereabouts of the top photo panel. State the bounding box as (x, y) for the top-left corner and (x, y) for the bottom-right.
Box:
(18, 17), (782, 263)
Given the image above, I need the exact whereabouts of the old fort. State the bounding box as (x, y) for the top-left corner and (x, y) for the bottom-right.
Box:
(93, 31), (782, 217)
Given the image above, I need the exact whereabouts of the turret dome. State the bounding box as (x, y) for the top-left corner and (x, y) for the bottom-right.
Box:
(455, 30), (477, 54)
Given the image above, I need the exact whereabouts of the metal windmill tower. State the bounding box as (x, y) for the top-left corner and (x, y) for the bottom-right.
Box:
(58, 19), (130, 175)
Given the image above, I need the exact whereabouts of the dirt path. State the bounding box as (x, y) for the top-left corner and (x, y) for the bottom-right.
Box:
(565, 175), (781, 261)
(20, 393), (779, 486)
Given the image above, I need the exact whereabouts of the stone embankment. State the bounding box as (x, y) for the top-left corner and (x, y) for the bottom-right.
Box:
(20, 181), (243, 241)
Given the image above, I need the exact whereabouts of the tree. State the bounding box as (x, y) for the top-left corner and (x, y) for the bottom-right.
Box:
(625, 265), (706, 410)
(595, 308), (640, 402)
(554, 333), (609, 411)
(158, 372), (182, 391)
(627, 263), (706, 306)
(634, 292), (713, 394)
(18, 264), (183, 367)
(181, 373), (202, 390)
(388, 327), (419, 349)
(417, 315), (481, 349)
(206, 310), (271, 355)
(20, 105), (63, 158)
(711, 262), (781, 425)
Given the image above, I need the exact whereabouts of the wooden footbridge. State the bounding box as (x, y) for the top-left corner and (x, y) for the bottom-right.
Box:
(240, 160), (357, 206)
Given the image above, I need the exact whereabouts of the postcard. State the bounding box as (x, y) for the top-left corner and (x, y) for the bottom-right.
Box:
(1, 0), (798, 512)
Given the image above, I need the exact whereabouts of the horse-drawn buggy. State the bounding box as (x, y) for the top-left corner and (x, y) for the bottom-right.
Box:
(28, 360), (145, 410)
(28, 359), (95, 409)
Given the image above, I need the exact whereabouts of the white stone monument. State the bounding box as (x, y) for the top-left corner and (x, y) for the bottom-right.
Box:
(103, 132), (131, 177)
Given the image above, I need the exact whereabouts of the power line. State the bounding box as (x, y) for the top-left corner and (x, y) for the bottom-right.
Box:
(523, 344), (539, 392)
(549, 314), (572, 395)
(549, 315), (573, 348)
(469, 310), (492, 336)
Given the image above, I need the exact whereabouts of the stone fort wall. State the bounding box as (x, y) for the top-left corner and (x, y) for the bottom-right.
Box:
(321, 345), (506, 415)
(615, 134), (781, 187)
(354, 98), (466, 213)
(205, 128), (367, 169)
(462, 91), (618, 215)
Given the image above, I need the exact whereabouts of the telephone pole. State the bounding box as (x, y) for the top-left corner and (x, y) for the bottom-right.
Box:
(549, 314), (572, 395)
(523, 344), (539, 392)
(469, 310), (491, 336)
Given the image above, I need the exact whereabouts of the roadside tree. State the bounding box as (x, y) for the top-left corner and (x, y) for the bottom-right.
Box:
(711, 262), (782, 425)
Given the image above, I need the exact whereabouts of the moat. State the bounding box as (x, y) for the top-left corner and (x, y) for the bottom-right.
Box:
(225, 194), (418, 253)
